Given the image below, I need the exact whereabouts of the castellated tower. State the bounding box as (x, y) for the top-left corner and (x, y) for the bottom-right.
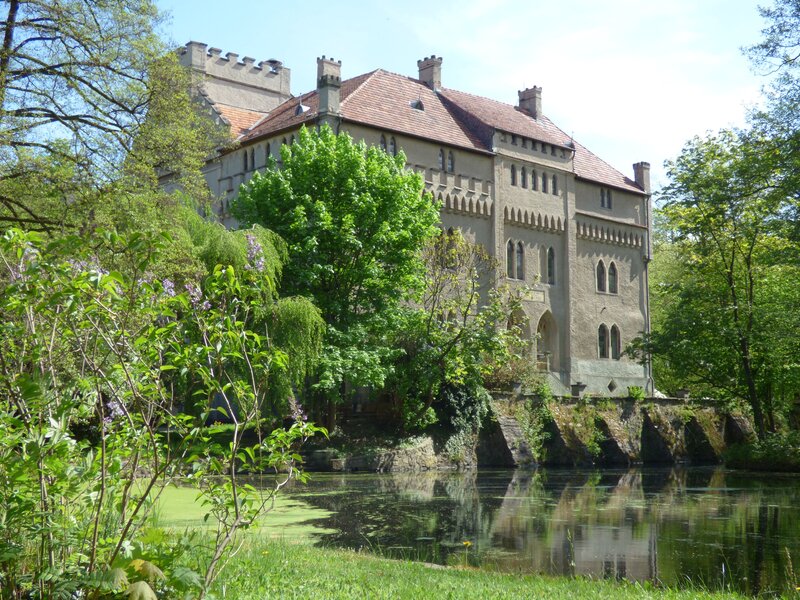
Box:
(179, 41), (291, 115)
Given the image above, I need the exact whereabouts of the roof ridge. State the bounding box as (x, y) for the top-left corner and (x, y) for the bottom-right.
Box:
(339, 69), (381, 108)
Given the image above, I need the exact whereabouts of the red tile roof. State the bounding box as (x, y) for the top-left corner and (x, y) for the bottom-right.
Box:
(238, 68), (643, 193)
(215, 104), (266, 138)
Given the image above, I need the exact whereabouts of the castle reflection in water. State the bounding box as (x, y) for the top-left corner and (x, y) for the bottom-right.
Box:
(290, 468), (800, 596)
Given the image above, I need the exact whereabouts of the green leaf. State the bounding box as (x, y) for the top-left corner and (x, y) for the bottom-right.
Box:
(127, 580), (158, 600)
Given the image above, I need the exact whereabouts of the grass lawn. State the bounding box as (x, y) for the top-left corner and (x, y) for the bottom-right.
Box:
(211, 539), (747, 600)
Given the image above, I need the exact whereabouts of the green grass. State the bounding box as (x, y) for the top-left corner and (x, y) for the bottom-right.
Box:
(211, 539), (746, 599)
(152, 483), (335, 540)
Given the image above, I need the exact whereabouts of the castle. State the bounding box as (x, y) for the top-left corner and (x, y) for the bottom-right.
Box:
(177, 41), (653, 397)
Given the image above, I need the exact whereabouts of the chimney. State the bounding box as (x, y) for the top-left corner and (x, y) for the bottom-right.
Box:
(633, 161), (651, 194)
(417, 55), (443, 91)
(518, 86), (542, 119)
(317, 56), (341, 122)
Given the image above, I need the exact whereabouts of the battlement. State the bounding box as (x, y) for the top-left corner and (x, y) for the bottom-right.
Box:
(179, 41), (291, 114)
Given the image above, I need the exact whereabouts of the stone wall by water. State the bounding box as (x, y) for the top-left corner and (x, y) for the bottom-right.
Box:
(483, 395), (756, 468)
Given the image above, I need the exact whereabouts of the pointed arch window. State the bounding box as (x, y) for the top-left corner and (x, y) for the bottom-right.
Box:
(608, 262), (618, 294)
(542, 172), (548, 193)
(531, 169), (538, 191)
(552, 174), (558, 195)
(547, 247), (555, 284)
(266, 143), (271, 160)
(389, 137), (397, 156)
(516, 241), (524, 280)
(596, 260), (606, 292)
(521, 167), (527, 188)
(598, 324), (609, 359)
(510, 164), (517, 186)
(447, 151), (454, 172)
(242, 151), (248, 172)
(380, 135), (387, 151)
(250, 148), (255, 171)
(438, 148), (445, 170)
(506, 240), (515, 278)
(610, 325), (621, 359)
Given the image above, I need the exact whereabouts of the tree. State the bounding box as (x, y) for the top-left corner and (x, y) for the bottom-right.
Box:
(233, 125), (440, 424)
(648, 130), (800, 437)
(0, 0), (225, 233)
(389, 229), (522, 432)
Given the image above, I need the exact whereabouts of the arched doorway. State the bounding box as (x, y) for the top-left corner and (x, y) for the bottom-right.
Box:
(536, 311), (559, 372)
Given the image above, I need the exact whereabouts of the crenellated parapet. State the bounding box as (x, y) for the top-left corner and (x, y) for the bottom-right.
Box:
(503, 205), (565, 233)
(179, 41), (291, 114)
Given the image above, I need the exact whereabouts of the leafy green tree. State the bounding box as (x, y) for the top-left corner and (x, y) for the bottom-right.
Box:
(0, 0), (226, 233)
(648, 130), (800, 436)
(389, 229), (522, 432)
(0, 228), (323, 598)
(234, 125), (440, 425)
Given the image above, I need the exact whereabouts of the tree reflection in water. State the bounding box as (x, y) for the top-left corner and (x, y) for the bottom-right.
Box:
(287, 468), (800, 595)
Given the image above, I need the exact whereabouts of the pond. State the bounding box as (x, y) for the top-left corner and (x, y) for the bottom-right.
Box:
(284, 467), (800, 596)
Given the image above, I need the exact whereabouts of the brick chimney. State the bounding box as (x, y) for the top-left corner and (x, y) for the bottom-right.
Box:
(417, 55), (443, 91)
(317, 56), (341, 127)
(518, 86), (542, 119)
(633, 161), (651, 194)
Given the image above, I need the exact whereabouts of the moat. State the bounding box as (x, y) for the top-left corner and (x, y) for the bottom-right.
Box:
(284, 467), (800, 596)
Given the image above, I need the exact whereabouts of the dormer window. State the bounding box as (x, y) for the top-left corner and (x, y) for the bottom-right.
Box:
(295, 104), (310, 116)
(410, 99), (424, 110)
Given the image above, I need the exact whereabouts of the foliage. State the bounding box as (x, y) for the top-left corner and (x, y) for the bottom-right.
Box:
(640, 130), (800, 437)
(0, 0), (226, 233)
(234, 125), (440, 418)
(0, 229), (323, 599)
(627, 386), (646, 402)
(513, 398), (553, 461)
(390, 229), (524, 431)
(725, 432), (800, 472)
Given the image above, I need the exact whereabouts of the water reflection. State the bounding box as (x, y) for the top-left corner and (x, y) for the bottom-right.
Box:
(288, 468), (800, 596)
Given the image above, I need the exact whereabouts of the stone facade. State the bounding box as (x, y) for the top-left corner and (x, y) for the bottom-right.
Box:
(181, 42), (654, 397)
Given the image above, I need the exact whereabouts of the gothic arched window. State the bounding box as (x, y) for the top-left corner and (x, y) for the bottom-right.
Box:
(447, 151), (454, 173)
(598, 324), (609, 359)
(438, 148), (445, 170)
(380, 135), (387, 151)
(510, 164), (517, 186)
(521, 167), (527, 188)
(506, 240), (515, 278)
(608, 262), (618, 294)
(547, 247), (555, 284)
(610, 325), (621, 359)
(516, 241), (524, 280)
(552, 174), (558, 195)
(389, 137), (397, 156)
(597, 260), (606, 292)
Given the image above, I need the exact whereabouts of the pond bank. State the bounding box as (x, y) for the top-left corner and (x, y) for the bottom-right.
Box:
(212, 539), (746, 599)
(305, 396), (756, 472)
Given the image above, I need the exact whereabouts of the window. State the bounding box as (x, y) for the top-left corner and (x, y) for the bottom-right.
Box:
(506, 240), (515, 278)
(447, 151), (454, 173)
(541, 143), (548, 154)
(547, 247), (555, 284)
(552, 174), (558, 195)
(516, 241), (524, 280)
(242, 151), (248, 172)
(290, 134), (296, 144)
(531, 141), (538, 152)
(598, 324), (609, 359)
(522, 138), (528, 148)
(608, 262), (618, 294)
(438, 148), (445, 170)
(266, 143), (271, 160)
(389, 137), (396, 156)
(511, 134), (517, 145)
(510, 164), (517, 186)
(410, 99), (424, 110)
(542, 172), (548, 193)
(610, 325), (621, 359)
(596, 260), (606, 292)
(250, 148), (255, 171)
(380, 135), (387, 152)
(601, 188), (613, 209)
(551, 145), (557, 156)
(531, 169), (538, 191)
(521, 167), (527, 188)
(282, 137), (287, 146)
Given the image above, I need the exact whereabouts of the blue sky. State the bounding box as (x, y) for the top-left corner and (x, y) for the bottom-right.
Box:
(156, 0), (770, 190)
